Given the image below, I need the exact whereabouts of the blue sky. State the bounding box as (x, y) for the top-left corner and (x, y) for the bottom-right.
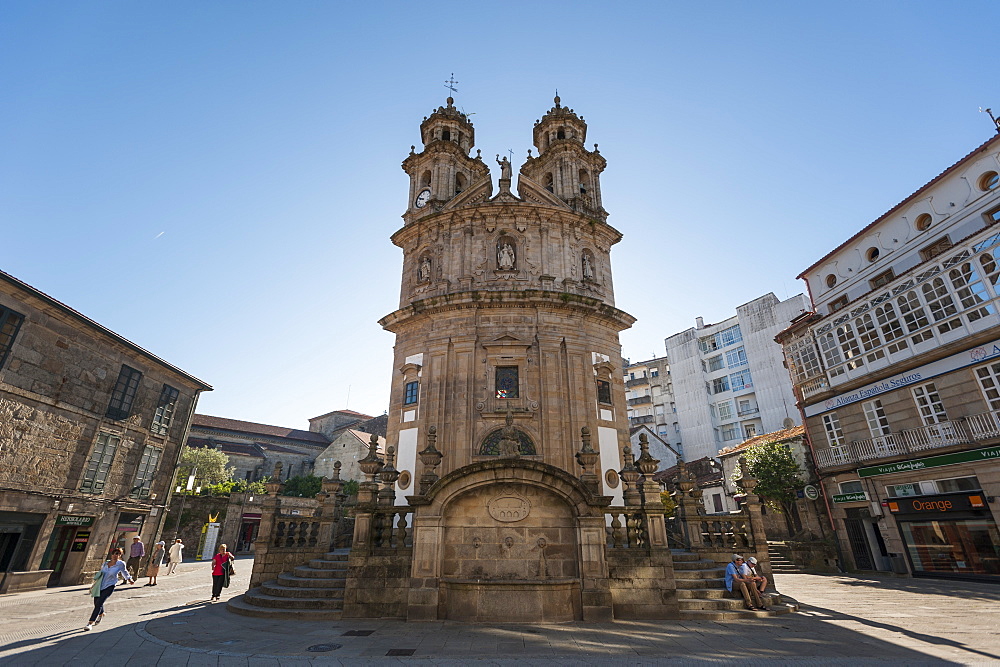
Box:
(2, 2), (998, 427)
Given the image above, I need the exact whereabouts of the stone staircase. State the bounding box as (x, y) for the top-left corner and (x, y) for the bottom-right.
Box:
(768, 542), (802, 573)
(227, 549), (349, 620)
(672, 550), (799, 620)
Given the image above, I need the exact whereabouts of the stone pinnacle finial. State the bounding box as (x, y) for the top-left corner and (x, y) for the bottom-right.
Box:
(447, 96), (454, 106)
(554, 94), (561, 108)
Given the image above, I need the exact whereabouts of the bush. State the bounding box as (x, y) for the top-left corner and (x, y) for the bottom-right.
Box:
(281, 475), (323, 497)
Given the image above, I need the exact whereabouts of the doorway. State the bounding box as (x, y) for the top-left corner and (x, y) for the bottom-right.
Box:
(46, 527), (76, 585)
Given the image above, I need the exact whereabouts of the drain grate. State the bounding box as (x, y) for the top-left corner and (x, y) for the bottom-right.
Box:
(342, 630), (375, 636)
(307, 644), (342, 652)
(386, 649), (415, 656)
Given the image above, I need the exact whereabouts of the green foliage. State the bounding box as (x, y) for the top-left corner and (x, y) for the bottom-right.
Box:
(660, 491), (677, 518)
(174, 446), (234, 489)
(730, 440), (804, 512)
(342, 479), (360, 498)
(198, 477), (268, 496)
(281, 475), (323, 498)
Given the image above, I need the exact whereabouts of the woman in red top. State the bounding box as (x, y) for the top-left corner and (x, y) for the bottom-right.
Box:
(209, 543), (235, 602)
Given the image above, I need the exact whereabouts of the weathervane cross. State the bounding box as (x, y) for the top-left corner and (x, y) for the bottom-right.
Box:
(444, 73), (459, 96)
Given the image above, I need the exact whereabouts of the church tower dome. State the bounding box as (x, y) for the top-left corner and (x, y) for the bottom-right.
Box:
(519, 96), (607, 220)
(401, 97), (491, 224)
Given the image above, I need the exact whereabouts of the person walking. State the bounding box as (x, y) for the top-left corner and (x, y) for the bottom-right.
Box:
(145, 541), (165, 586)
(126, 536), (145, 580)
(85, 548), (134, 630)
(209, 543), (235, 602)
(166, 538), (184, 575)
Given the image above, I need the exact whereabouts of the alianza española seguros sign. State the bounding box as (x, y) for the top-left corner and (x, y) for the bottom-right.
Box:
(804, 339), (1000, 418)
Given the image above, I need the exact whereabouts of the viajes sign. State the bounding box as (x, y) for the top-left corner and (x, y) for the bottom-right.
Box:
(858, 445), (1000, 478)
(804, 338), (1000, 418)
(832, 492), (867, 503)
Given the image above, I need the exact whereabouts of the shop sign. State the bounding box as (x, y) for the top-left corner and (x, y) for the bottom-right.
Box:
(71, 530), (91, 552)
(858, 445), (1000, 478)
(55, 514), (94, 527)
(832, 492), (868, 503)
(803, 485), (820, 501)
(887, 493), (987, 515)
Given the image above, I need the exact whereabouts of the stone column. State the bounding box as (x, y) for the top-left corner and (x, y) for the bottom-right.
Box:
(249, 470), (284, 588)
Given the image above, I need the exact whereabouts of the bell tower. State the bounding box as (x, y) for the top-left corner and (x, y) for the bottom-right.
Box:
(401, 96), (492, 225)
(518, 96), (607, 220)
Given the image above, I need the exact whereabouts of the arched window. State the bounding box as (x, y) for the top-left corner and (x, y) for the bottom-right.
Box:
(556, 127), (566, 140)
(949, 263), (993, 321)
(875, 303), (907, 354)
(543, 173), (554, 193)
(455, 173), (466, 195)
(855, 314), (884, 360)
(421, 170), (431, 187)
(442, 129), (451, 141)
(579, 169), (589, 195)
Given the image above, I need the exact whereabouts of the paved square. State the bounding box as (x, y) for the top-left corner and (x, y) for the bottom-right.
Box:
(1, 559), (998, 665)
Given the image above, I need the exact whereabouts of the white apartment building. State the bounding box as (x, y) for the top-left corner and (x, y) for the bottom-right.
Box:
(665, 293), (808, 461)
(623, 356), (683, 457)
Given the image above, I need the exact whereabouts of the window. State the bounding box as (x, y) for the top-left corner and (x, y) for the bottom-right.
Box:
(721, 423), (739, 441)
(936, 476), (981, 493)
(717, 401), (734, 421)
(839, 480), (863, 494)
(912, 382), (947, 425)
(495, 366), (519, 398)
(855, 314), (884, 361)
(544, 173), (554, 193)
(712, 493), (724, 513)
(835, 323), (864, 370)
(729, 369), (752, 391)
(650, 367), (659, 377)
(698, 336), (719, 353)
(597, 379), (612, 405)
(915, 213), (933, 231)
(974, 361), (1000, 411)
(898, 290), (930, 338)
(980, 171), (999, 191)
(707, 355), (724, 372)
(404, 381), (419, 405)
(785, 334), (823, 383)
(987, 205), (1000, 227)
(80, 432), (120, 493)
(822, 413), (846, 447)
(131, 446), (161, 498)
(920, 236), (954, 262)
(441, 129), (451, 141)
(106, 365), (142, 420)
(718, 325), (742, 347)
(862, 400), (891, 437)
(980, 247), (1000, 286)
(726, 346), (748, 368)
(819, 331), (843, 369)
(826, 274), (837, 288)
(869, 268), (895, 289)
(829, 296), (849, 312)
(875, 303), (908, 354)
(949, 263), (994, 322)
(866, 247), (880, 262)
(150, 384), (179, 436)
(744, 424), (757, 438)
(0, 305), (25, 369)
(886, 482), (925, 498)
(712, 376), (730, 394)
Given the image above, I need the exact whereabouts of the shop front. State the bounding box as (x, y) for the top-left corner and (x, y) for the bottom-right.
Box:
(888, 492), (1000, 581)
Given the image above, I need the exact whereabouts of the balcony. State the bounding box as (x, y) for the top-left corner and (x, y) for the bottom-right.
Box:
(965, 409), (1000, 439)
(814, 420), (972, 470)
(630, 415), (655, 425)
(627, 395), (653, 406)
(737, 407), (759, 417)
(626, 376), (650, 388)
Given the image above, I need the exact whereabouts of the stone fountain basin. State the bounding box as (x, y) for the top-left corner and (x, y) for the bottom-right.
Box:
(440, 578), (582, 622)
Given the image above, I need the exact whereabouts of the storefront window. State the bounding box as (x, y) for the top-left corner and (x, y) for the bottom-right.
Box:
(900, 518), (1000, 578)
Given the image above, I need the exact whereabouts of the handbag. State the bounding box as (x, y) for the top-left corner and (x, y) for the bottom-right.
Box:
(89, 571), (102, 597)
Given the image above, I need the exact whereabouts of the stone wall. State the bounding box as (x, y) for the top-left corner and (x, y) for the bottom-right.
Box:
(342, 552), (412, 619)
(606, 549), (679, 619)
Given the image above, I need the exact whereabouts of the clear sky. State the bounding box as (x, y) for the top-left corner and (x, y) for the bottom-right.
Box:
(2, 2), (998, 428)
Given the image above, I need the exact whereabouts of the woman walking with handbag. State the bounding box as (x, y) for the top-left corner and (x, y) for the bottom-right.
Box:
(209, 543), (235, 602)
(145, 541), (165, 586)
(85, 548), (134, 630)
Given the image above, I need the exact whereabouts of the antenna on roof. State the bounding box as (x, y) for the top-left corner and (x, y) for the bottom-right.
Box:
(981, 107), (1000, 133)
(345, 384), (351, 410)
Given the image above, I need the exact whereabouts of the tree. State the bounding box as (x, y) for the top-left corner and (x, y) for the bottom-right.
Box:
(660, 491), (677, 518)
(281, 475), (323, 498)
(730, 440), (805, 534)
(174, 446), (234, 491)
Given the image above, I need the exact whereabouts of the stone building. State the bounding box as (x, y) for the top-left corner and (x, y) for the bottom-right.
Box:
(314, 429), (386, 482)
(666, 293), (808, 461)
(777, 131), (1000, 580)
(628, 424), (679, 472)
(0, 270), (210, 592)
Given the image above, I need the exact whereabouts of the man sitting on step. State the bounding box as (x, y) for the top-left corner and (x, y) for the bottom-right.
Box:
(742, 556), (769, 595)
(724, 554), (767, 611)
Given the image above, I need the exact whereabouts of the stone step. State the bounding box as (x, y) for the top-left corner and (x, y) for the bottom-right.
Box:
(261, 582), (345, 599)
(674, 578), (726, 589)
(277, 573), (347, 589)
(293, 565), (345, 578)
(671, 560), (719, 571)
(227, 594), (345, 621)
(677, 602), (798, 621)
(308, 558), (350, 570)
(671, 567), (726, 580)
(670, 551), (702, 562)
(244, 590), (344, 610)
(678, 594), (784, 611)
(676, 588), (728, 599)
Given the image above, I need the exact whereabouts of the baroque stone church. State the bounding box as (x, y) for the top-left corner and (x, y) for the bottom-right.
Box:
(237, 96), (790, 624)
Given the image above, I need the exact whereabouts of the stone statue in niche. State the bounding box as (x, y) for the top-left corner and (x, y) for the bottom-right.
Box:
(497, 411), (521, 459)
(418, 256), (432, 282)
(496, 154), (512, 180)
(498, 242), (516, 270)
(536, 537), (549, 578)
(582, 252), (594, 280)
